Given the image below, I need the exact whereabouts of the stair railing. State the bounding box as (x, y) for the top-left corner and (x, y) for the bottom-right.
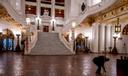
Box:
(59, 33), (75, 53)
(24, 25), (38, 54)
(29, 25), (38, 52)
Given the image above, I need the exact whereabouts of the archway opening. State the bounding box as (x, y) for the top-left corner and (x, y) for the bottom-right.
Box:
(75, 33), (85, 54)
(0, 28), (15, 51)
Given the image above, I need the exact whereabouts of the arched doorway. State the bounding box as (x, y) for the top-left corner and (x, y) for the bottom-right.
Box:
(122, 24), (128, 53)
(0, 28), (15, 51)
(75, 33), (85, 53)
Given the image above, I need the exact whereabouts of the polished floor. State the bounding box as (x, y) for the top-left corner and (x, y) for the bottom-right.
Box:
(0, 52), (127, 76)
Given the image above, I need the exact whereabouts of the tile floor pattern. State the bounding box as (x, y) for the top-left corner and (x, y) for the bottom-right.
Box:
(0, 52), (126, 76)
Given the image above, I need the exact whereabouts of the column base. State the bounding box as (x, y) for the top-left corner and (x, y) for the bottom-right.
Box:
(111, 47), (118, 54)
(84, 47), (90, 53)
(15, 45), (21, 52)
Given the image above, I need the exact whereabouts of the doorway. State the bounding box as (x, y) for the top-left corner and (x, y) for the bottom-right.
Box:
(43, 26), (49, 32)
(75, 33), (85, 54)
(0, 29), (15, 51)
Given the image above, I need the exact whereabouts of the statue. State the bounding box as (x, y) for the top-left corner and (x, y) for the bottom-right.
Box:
(43, 9), (49, 16)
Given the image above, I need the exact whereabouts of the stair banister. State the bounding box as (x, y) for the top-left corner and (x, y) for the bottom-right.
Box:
(24, 25), (38, 54)
(29, 25), (38, 52)
(59, 33), (75, 53)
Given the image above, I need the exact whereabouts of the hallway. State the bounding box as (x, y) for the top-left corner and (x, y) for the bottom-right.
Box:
(0, 52), (127, 76)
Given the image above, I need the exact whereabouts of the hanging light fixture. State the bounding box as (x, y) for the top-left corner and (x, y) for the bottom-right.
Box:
(115, 18), (121, 33)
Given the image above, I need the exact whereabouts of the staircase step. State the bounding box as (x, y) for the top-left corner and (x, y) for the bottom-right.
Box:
(28, 32), (74, 55)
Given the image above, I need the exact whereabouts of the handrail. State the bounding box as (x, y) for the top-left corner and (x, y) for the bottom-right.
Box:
(59, 33), (74, 53)
(24, 25), (38, 54)
(28, 25), (38, 53)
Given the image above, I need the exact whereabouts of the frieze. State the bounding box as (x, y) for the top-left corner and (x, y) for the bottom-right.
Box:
(95, 0), (128, 22)
(103, 4), (128, 20)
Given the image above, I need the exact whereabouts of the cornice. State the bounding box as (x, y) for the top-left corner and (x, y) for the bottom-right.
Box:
(25, 1), (64, 10)
(94, 0), (128, 23)
(0, 4), (22, 27)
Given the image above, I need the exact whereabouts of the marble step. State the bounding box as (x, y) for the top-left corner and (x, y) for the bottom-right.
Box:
(29, 32), (74, 55)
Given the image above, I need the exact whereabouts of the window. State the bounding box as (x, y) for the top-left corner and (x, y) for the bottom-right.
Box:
(92, 0), (101, 5)
(88, 0), (102, 6)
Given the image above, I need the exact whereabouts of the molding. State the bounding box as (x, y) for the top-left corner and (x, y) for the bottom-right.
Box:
(95, 0), (128, 23)
(25, 1), (64, 10)
(62, 0), (117, 32)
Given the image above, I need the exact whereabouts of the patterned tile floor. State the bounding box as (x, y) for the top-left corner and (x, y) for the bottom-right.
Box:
(0, 52), (127, 76)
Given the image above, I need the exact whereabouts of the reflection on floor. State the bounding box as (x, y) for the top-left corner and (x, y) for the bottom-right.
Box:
(0, 52), (127, 76)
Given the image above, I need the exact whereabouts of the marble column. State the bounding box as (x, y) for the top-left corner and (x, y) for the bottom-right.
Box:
(51, 0), (55, 19)
(98, 24), (101, 53)
(36, 0), (41, 30)
(37, 0), (41, 18)
(21, 0), (26, 17)
(64, 0), (70, 20)
(51, 0), (56, 31)
(92, 23), (100, 53)
(104, 25), (107, 53)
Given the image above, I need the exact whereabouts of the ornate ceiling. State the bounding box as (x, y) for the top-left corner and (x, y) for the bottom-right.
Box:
(0, 4), (22, 26)
(81, 0), (128, 26)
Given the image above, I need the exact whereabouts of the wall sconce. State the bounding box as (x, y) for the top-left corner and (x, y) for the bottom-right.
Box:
(72, 22), (76, 28)
(115, 18), (121, 33)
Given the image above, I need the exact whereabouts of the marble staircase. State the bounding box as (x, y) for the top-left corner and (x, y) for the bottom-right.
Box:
(29, 32), (74, 55)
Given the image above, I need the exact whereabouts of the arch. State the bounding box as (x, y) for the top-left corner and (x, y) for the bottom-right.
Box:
(2, 28), (15, 39)
(122, 24), (128, 35)
(75, 33), (85, 53)
(1, 28), (15, 51)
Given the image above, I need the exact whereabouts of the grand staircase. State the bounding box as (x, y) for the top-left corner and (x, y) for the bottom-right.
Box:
(28, 32), (74, 55)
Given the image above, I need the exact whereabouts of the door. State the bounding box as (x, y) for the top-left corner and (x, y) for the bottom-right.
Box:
(43, 26), (49, 32)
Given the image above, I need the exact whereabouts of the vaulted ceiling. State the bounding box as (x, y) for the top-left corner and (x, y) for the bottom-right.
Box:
(0, 4), (22, 26)
(81, 0), (128, 26)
